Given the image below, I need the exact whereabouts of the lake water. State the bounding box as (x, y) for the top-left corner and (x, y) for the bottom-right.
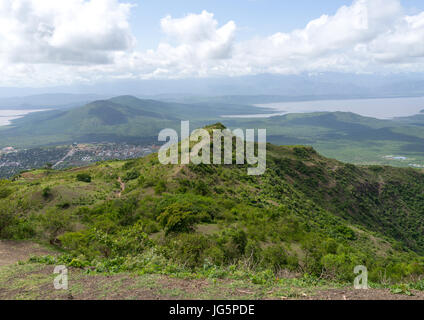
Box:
(253, 97), (424, 119)
(0, 109), (47, 126)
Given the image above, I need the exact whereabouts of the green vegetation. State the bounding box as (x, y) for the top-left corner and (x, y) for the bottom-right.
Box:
(0, 96), (269, 149)
(2, 124), (424, 287)
(76, 173), (92, 183)
(5, 95), (424, 169)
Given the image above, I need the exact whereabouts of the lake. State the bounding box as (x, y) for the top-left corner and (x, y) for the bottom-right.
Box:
(0, 109), (47, 126)
(254, 97), (424, 119)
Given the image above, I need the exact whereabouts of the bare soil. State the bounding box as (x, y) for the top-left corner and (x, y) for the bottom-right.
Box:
(0, 240), (53, 267)
(301, 288), (424, 300)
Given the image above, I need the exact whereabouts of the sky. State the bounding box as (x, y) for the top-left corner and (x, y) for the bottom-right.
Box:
(1, 0), (424, 87)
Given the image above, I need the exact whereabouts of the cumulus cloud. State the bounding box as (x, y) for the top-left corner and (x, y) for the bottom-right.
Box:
(109, 10), (237, 79)
(131, 0), (423, 78)
(0, 0), (134, 66)
(1, 0), (424, 86)
(160, 10), (236, 60)
(229, 0), (406, 74)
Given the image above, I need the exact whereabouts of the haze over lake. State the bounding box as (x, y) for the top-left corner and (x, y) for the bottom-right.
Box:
(0, 109), (46, 126)
(255, 97), (424, 119)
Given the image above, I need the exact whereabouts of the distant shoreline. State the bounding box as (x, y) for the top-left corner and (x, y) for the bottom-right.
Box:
(254, 96), (424, 120)
(0, 109), (48, 127)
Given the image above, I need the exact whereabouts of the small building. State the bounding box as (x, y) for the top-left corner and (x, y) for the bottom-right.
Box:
(2, 147), (16, 153)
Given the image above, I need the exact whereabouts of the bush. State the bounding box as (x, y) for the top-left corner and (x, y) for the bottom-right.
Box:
(40, 208), (73, 244)
(154, 180), (167, 194)
(194, 180), (209, 196)
(216, 229), (248, 262)
(77, 173), (92, 183)
(165, 233), (211, 269)
(293, 147), (315, 159)
(0, 207), (15, 237)
(0, 187), (12, 199)
(158, 202), (198, 234)
(123, 169), (140, 182)
(261, 245), (289, 271)
(334, 225), (357, 241)
(42, 187), (52, 199)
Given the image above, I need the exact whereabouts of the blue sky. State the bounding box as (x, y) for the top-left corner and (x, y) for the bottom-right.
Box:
(129, 0), (424, 50)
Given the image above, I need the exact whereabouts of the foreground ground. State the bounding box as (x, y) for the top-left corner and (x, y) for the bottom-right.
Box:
(0, 241), (423, 300)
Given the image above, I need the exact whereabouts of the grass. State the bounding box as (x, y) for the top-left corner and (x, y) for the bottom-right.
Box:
(0, 262), (350, 300)
(3, 259), (424, 300)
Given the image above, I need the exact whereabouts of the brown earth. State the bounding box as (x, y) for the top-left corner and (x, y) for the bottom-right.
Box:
(117, 177), (125, 197)
(0, 240), (53, 267)
(301, 288), (424, 300)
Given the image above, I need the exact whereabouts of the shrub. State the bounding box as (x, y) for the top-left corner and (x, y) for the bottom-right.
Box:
(334, 225), (357, 241)
(194, 180), (209, 196)
(122, 160), (137, 170)
(40, 208), (73, 244)
(0, 187), (12, 199)
(261, 245), (289, 271)
(293, 147), (315, 159)
(158, 203), (197, 234)
(0, 207), (15, 237)
(123, 169), (140, 182)
(42, 187), (52, 199)
(154, 180), (167, 194)
(77, 173), (92, 183)
(56, 202), (71, 209)
(217, 229), (248, 262)
(165, 233), (211, 269)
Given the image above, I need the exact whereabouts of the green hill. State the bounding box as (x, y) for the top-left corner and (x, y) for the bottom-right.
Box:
(224, 112), (424, 165)
(3, 94), (424, 170)
(0, 96), (273, 148)
(2, 124), (424, 285)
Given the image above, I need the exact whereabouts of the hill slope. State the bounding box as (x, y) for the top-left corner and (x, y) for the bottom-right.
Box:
(1, 124), (424, 284)
(0, 95), (273, 148)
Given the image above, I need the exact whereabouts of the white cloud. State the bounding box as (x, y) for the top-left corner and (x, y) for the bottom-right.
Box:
(228, 0), (406, 75)
(0, 0), (134, 66)
(1, 0), (424, 86)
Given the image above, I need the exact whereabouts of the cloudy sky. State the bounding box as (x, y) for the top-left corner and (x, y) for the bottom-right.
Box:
(1, 0), (424, 87)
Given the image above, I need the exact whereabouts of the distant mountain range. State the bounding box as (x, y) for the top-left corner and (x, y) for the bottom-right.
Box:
(0, 93), (109, 110)
(1, 73), (424, 102)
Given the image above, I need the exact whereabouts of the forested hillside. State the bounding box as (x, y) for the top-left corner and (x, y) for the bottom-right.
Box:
(1, 124), (424, 285)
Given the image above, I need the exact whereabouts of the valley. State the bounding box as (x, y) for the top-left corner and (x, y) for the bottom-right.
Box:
(0, 142), (158, 179)
(3, 95), (424, 180)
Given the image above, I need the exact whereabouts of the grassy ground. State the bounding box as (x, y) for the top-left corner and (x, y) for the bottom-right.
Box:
(2, 263), (424, 300)
(1, 241), (424, 300)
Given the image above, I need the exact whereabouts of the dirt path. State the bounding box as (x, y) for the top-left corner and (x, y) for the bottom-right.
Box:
(117, 177), (125, 197)
(0, 241), (53, 267)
